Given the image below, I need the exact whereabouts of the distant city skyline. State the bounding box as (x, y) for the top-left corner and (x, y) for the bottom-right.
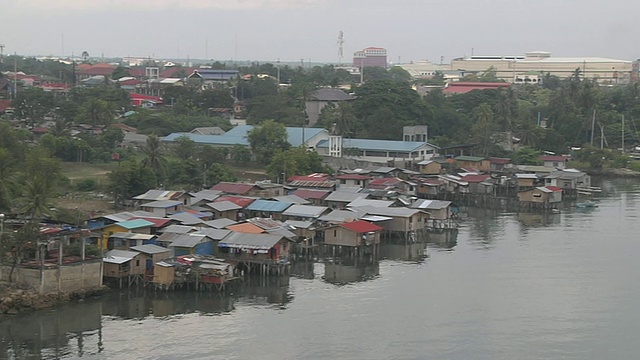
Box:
(2, 0), (639, 64)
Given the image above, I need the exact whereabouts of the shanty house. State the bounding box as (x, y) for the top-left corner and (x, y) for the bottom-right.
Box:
(323, 220), (383, 248)
(103, 249), (145, 278)
(358, 206), (429, 233)
(140, 200), (183, 217)
(540, 155), (568, 169)
(245, 200), (292, 219)
(417, 160), (442, 175)
(515, 173), (539, 188)
(455, 156), (490, 172)
(543, 169), (591, 190)
(108, 232), (156, 250)
(291, 189), (331, 206)
(168, 233), (213, 256)
(218, 233), (292, 264)
(518, 186), (563, 204)
(206, 201), (242, 221)
(130, 244), (172, 271)
(324, 191), (368, 209)
(282, 205), (329, 221)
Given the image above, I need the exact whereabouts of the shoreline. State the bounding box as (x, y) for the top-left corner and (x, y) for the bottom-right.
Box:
(0, 282), (108, 316)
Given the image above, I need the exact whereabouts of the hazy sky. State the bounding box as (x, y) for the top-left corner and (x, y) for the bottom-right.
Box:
(1, 0), (639, 64)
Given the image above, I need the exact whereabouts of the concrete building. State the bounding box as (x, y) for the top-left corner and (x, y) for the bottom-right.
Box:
(353, 47), (387, 68)
(450, 51), (633, 84)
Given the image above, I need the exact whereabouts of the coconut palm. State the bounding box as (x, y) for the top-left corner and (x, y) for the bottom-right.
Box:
(0, 148), (16, 213)
(141, 135), (168, 184)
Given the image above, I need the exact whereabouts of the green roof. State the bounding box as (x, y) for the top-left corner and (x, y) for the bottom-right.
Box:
(455, 156), (486, 162)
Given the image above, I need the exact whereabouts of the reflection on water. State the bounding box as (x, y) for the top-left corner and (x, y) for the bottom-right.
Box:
(517, 212), (562, 227)
(427, 229), (459, 250)
(323, 260), (380, 285)
(380, 241), (427, 262)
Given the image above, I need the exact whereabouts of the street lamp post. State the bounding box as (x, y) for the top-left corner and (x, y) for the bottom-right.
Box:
(0, 213), (5, 271)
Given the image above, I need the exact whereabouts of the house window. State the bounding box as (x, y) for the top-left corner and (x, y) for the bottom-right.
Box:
(409, 217), (413, 223)
(533, 193), (542, 197)
(333, 230), (337, 237)
(553, 162), (559, 167)
(355, 180), (361, 185)
(136, 260), (140, 266)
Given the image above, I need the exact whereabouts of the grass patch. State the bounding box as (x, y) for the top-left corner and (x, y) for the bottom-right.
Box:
(60, 161), (120, 184)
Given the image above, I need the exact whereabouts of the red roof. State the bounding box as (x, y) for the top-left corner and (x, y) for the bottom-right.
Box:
(540, 155), (567, 162)
(545, 186), (563, 192)
(335, 174), (371, 180)
(129, 93), (163, 106)
(129, 217), (172, 227)
(292, 189), (331, 200)
(77, 63), (115, 77)
(214, 195), (256, 208)
(0, 100), (12, 112)
(461, 174), (491, 183)
(128, 67), (146, 77)
(340, 220), (383, 233)
(160, 67), (197, 78)
(212, 182), (255, 195)
(119, 78), (142, 86)
(489, 157), (511, 165)
(369, 177), (403, 187)
(443, 82), (510, 95)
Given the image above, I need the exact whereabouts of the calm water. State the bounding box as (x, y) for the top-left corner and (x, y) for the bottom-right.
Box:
(2, 178), (640, 360)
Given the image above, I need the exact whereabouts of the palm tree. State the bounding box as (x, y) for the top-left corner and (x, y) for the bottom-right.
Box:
(141, 135), (168, 184)
(21, 177), (55, 220)
(0, 148), (16, 213)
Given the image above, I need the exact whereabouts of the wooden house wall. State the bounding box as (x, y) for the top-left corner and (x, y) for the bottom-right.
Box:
(419, 163), (441, 175)
(153, 265), (175, 285)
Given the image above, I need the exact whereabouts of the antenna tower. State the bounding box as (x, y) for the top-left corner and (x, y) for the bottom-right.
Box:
(337, 31), (344, 64)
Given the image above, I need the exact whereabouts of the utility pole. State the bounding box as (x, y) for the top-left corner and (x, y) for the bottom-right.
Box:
(0, 44), (5, 64)
(622, 115), (625, 152)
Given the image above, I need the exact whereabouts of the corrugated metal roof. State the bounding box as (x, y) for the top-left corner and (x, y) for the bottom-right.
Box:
(211, 182), (255, 195)
(340, 220), (383, 233)
(325, 191), (368, 203)
(116, 219), (154, 230)
(130, 244), (170, 254)
(246, 199), (293, 212)
(194, 228), (232, 240)
(168, 212), (203, 225)
(282, 205), (328, 218)
(411, 199), (451, 210)
(318, 209), (365, 223)
(206, 200), (242, 212)
(292, 189), (331, 200)
(347, 198), (394, 208)
(284, 220), (314, 229)
(162, 225), (196, 234)
(169, 234), (208, 248)
(109, 232), (155, 240)
(273, 195), (310, 205)
(219, 232), (284, 250)
(358, 206), (425, 218)
(226, 223), (265, 234)
(317, 139), (431, 153)
(203, 218), (237, 229)
(141, 200), (183, 208)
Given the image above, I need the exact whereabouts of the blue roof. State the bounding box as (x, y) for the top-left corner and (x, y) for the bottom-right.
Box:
(246, 199), (293, 212)
(116, 219), (155, 230)
(317, 138), (437, 152)
(189, 69), (239, 81)
(162, 125), (327, 148)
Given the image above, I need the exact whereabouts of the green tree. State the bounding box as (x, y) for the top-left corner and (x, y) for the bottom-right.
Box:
(230, 144), (251, 164)
(174, 136), (197, 160)
(470, 103), (497, 156)
(111, 66), (131, 80)
(19, 146), (61, 219)
(512, 147), (541, 165)
(266, 147), (330, 181)
(108, 160), (157, 206)
(140, 135), (168, 184)
(206, 163), (238, 186)
(0, 147), (17, 212)
(247, 120), (291, 163)
(79, 98), (115, 126)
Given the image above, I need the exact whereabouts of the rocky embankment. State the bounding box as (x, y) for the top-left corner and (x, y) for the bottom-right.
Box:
(0, 282), (106, 315)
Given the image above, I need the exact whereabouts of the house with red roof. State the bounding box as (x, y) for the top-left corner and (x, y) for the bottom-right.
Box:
(323, 220), (383, 253)
(443, 82), (510, 95)
(212, 182), (284, 198)
(76, 63), (116, 80)
(489, 157), (513, 172)
(540, 155), (568, 169)
(129, 93), (163, 108)
(460, 174), (494, 194)
(291, 189), (331, 206)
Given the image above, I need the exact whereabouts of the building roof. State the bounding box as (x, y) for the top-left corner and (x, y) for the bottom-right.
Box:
(141, 200), (183, 209)
(489, 157), (512, 165)
(108, 232), (156, 240)
(340, 220), (383, 233)
(284, 220), (315, 229)
(443, 82), (510, 94)
(317, 138), (435, 153)
(545, 186), (563, 192)
(167, 212), (203, 225)
(461, 174), (492, 183)
(189, 68), (239, 81)
(292, 188), (331, 200)
(288, 173), (331, 182)
(190, 127), (226, 135)
(194, 228), (232, 241)
(318, 209), (366, 223)
(246, 199), (293, 212)
(325, 191), (368, 203)
(226, 223), (265, 234)
(516, 165), (556, 173)
(129, 217), (173, 228)
(358, 206), (425, 218)
(115, 219), (155, 230)
(455, 155), (486, 162)
(540, 155), (568, 162)
(368, 177), (403, 188)
(347, 198), (394, 208)
(161, 225), (196, 234)
(335, 174), (371, 180)
(211, 182), (255, 195)
(273, 195), (310, 205)
(169, 234), (208, 248)
(411, 199), (451, 210)
(219, 232), (284, 250)
(214, 195), (256, 208)
(309, 88), (356, 102)
(203, 218), (237, 229)
(515, 173), (539, 179)
(545, 169), (587, 180)
(104, 249), (139, 264)
(190, 189), (223, 201)
(206, 200), (242, 212)
(130, 244), (170, 255)
(282, 205), (328, 218)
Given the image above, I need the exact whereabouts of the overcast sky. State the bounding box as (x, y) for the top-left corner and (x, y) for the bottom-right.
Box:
(2, 0), (639, 64)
